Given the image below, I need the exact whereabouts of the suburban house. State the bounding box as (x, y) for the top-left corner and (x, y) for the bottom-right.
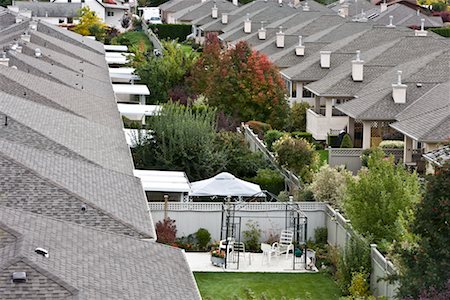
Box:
(0, 10), (200, 299)
(8, 2), (81, 25)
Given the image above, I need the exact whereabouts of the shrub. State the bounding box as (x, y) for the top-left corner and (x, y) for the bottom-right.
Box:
(360, 149), (374, 167)
(290, 131), (313, 143)
(196, 228), (211, 250)
(340, 134), (353, 148)
(379, 140), (404, 149)
(297, 187), (315, 202)
(348, 272), (371, 298)
(273, 135), (319, 182)
(310, 165), (352, 207)
(155, 218), (177, 244)
(264, 130), (284, 151)
(247, 121), (272, 138)
(287, 102), (310, 132)
(243, 220), (261, 252)
(148, 24), (192, 41)
(247, 168), (285, 195)
(314, 227), (328, 245)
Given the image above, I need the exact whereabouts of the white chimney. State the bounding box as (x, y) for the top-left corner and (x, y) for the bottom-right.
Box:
(415, 19), (427, 37)
(258, 22), (266, 40)
(233, 0), (238, 6)
(339, 4), (349, 18)
(380, 1), (388, 13)
(392, 71), (407, 104)
(21, 31), (31, 42)
(386, 15), (395, 28)
(221, 13), (228, 24)
(211, 4), (218, 19)
(320, 50), (331, 68)
(244, 14), (251, 33)
(16, 16), (23, 24)
(303, 1), (310, 11)
(0, 52), (9, 67)
(294, 0), (301, 6)
(276, 26), (285, 48)
(295, 35), (305, 56)
(352, 50), (364, 82)
(339, 0), (345, 3)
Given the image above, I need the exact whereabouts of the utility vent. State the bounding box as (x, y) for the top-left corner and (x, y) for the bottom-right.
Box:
(244, 13), (251, 33)
(221, 13), (228, 24)
(35, 247), (49, 258)
(35, 48), (42, 58)
(12, 272), (27, 283)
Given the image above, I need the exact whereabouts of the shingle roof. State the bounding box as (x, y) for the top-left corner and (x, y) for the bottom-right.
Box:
(0, 208), (201, 299)
(14, 2), (81, 18)
(181, 0), (237, 23)
(423, 145), (450, 167)
(371, 4), (443, 28)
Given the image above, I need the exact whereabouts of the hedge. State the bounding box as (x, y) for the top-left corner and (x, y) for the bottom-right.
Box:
(290, 131), (313, 143)
(148, 24), (192, 41)
(431, 27), (450, 38)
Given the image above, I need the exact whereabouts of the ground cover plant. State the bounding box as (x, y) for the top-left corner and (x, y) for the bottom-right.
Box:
(194, 272), (341, 300)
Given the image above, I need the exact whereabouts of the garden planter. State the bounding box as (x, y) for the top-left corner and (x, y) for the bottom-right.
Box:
(210, 256), (225, 267)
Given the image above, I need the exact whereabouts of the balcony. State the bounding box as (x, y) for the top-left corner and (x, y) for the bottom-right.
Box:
(306, 109), (348, 141)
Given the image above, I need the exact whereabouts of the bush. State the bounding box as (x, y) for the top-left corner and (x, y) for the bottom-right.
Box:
(348, 272), (371, 298)
(431, 27), (450, 38)
(314, 227), (328, 245)
(379, 140), (404, 149)
(247, 121), (272, 139)
(243, 220), (261, 252)
(148, 24), (192, 41)
(360, 149), (374, 167)
(287, 102), (310, 132)
(196, 228), (211, 250)
(310, 165), (352, 207)
(297, 187), (315, 202)
(155, 218), (177, 244)
(290, 131), (313, 143)
(340, 134), (353, 148)
(264, 130), (284, 151)
(247, 168), (285, 195)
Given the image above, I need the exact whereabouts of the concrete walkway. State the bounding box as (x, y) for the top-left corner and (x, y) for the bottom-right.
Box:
(185, 252), (318, 273)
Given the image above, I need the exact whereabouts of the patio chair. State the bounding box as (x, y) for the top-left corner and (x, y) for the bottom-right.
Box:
(306, 249), (316, 270)
(229, 241), (246, 264)
(219, 238), (235, 254)
(261, 243), (276, 265)
(272, 230), (294, 259)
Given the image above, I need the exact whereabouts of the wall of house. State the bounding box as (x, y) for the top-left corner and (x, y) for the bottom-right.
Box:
(105, 9), (126, 30)
(33, 17), (78, 25)
(287, 81), (315, 106)
(306, 108), (348, 141)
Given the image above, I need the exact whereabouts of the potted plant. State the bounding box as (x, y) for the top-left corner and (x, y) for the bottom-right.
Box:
(210, 249), (225, 266)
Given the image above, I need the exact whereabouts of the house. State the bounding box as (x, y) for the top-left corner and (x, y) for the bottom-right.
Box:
(8, 2), (81, 26)
(0, 11), (200, 299)
(423, 145), (450, 174)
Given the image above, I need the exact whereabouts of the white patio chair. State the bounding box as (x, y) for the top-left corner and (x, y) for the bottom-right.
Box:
(261, 243), (276, 265)
(230, 241), (246, 263)
(272, 230), (294, 259)
(306, 249), (316, 270)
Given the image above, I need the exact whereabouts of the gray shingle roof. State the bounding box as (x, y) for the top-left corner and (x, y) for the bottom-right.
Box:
(0, 208), (201, 299)
(14, 2), (81, 18)
(370, 4), (443, 28)
(423, 145), (450, 167)
(181, 0), (237, 23)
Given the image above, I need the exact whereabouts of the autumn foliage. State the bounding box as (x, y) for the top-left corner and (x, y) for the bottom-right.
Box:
(189, 34), (288, 128)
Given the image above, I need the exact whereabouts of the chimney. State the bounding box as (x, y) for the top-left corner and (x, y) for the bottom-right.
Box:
(21, 31), (31, 42)
(11, 42), (22, 54)
(244, 13), (251, 33)
(303, 1), (310, 11)
(415, 19), (427, 37)
(221, 13), (228, 24)
(352, 50), (364, 82)
(276, 26), (285, 48)
(0, 52), (9, 67)
(320, 50), (331, 68)
(233, 0), (238, 6)
(258, 22), (266, 40)
(295, 35), (305, 56)
(339, 0), (345, 3)
(294, 0), (300, 6)
(339, 4), (349, 18)
(392, 71), (407, 104)
(211, 4), (218, 19)
(380, 0), (388, 13)
(386, 15), (395, 28)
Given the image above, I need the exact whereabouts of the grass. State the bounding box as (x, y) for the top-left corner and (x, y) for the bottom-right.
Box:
(318, 149), (329, 164)
(111, 31), (152, 52)
(194, 272), (341, 300)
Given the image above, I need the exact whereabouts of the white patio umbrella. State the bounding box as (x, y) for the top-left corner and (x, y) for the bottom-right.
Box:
(189, 172), (264, 197)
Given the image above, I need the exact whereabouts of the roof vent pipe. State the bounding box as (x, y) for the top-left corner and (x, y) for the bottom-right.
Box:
(258, 21), (266, 40)
(244, 13), (251, 33)
(303, 1), (310, 11)
(211, 4), (218, 19)
(295, 35), (305, 56)
(34, 48), (42, 58)
(415, 19), (427, 36)
(0, 51), (9, 67)
(320, 50), (331, 68)
(233, 0), (238, 6)
(352, 50), (364, 82)
(276, 26), (285, 48)
(221, 13), (228, 24)
(392, 70), (407, 104)
(386, 15), (395, 27)
(380, 0), (388, 13)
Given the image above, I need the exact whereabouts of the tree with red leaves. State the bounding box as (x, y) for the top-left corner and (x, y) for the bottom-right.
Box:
(189, 34), (288, 129)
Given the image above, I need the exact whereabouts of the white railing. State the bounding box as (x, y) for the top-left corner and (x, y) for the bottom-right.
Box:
(306, 109), (348, 141)
(148, 202), (327, 212)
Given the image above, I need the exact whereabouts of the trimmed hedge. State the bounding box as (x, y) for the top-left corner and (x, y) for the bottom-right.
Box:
(290, 131), (313, 143)
(148, 24), (192, 41)
(431, 27), (450, 38)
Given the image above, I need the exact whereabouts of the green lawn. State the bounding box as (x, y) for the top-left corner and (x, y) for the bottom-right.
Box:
(194, 272), (341, 300)
(111, 31), (152, 52)
(318, 149), (329, 165)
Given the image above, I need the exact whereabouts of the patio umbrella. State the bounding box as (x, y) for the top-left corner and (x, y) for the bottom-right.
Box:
(189, 172), (264, 197)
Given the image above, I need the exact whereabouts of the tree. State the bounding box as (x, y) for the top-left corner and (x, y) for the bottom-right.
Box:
(132, 103), (226, 181)
(155, 218), (177, 244)
(310, 165), (352, 207)
(395, 163), (450, 299)
(273, 135), (319, 182)
(343, 150), (421, 245)
(287, 102), (310, 132)
(189, 36), (288, 129)
(340, 133), (353, 148)
(72, 7), (107, 41)
(133, 40), (197, 103)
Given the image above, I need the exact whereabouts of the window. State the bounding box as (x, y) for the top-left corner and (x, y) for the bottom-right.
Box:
(302, 87), (313, 98)
(291, 81), (297, 98)
(67, 18), (73, 24)
(107, 11), (115, 17)
(58, 19), (64, 24)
